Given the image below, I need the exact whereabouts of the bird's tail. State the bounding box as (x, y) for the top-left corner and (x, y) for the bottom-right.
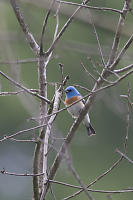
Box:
(85, 123), (96, 136)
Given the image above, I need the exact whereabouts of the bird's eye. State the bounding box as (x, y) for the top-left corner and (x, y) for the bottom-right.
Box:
(65, 88), (72, 93)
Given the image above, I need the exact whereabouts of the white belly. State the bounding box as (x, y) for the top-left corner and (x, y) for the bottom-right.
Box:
(67, 102), (90, 124)
(67, 102), (84, 118)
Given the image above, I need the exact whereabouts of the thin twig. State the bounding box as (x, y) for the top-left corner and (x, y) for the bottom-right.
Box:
(46, 0), (90, 56)
(65, 149), (94, 200)
(116, 149), (133, 164)
(56, 0), (123, 14)
(48, 179), (133, 194)
(49, 184), (56, 200)
(0, 169), (45, 177)
(105, 68), (120, 79)
(73, 84), (91, 92)
(123, 83), (131, 153)
(114, 64), (133, 73)
(0, 124), (47, 142)
(59, 63), (64, 85)
(89, 13), (106, 67)
(53, 0), (61, 41)
(0, 89), (39, 96)
(0, 91), (23, 96)
(81, 62), (98, 82)
(110, 34), (133, 70)
(40, 0), (56, 55)
(0, 70), (51, 104)
(107, 0), (131, 66)
(88, 58), (114, 84)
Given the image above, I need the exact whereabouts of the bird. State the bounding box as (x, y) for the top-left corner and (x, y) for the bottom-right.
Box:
(65, 86), (96, 136)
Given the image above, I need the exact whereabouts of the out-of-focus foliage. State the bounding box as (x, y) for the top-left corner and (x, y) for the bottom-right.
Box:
(0, 0), (133, 200)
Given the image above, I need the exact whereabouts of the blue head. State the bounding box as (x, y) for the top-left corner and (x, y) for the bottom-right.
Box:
(65, 86), (81, 99)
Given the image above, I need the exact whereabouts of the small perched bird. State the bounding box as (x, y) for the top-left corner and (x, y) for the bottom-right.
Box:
(65, 86), (96, 136)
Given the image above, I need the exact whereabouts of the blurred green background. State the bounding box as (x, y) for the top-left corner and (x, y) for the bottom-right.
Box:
(0, 0), (133, 199)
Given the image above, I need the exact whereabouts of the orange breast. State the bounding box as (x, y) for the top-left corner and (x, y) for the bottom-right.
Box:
(65, 96), (81, 106)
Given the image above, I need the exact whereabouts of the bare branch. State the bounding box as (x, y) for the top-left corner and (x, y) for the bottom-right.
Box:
(0, 169), (45, 177)
(59, 63), (64, 84)
(53, 0), (61, 41)
(40, 85), (64, 200)
(36, 3), (58, 192)
(33, 72), (68, 200)
(46, 0), (90, 56)
(89, 14), (106, 67)
(114, 64), (133, 73)
(65, 149), (94, 200)
(56, 0), (123, 14)
(116, 149), (133, 164)
(123, 83), (131, 152)
(110, 34), (133, 70)
(0, 124), (47, 142)
(10, 0), (40, 55)
(63, 187), (133, 199)
(40, 0), (56, 55)
(49, 184), (56, 200)
(81, 62), (98, 82)
(0, 70), (51, 104)
(107, 0), (131, 66)
(73, 84), (91, 92)
(0, 89), (39, 96)
(0, 91), (23, 96)
(106, 68), (120, 79)
(91, 34), (133, 99)
(49, 179), (133, 194)
(88, 58), (114, 84)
